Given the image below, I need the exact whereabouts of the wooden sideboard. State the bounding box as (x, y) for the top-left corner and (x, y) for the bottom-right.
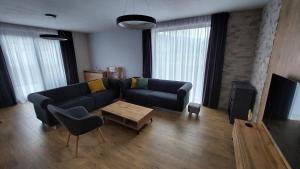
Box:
(84, 67), (124, 82)
(83, 70), (106, 82)
(232, 119), (291, 169)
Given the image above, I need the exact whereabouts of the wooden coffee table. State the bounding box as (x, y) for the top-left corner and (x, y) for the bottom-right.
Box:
(101, 101), (154, 134)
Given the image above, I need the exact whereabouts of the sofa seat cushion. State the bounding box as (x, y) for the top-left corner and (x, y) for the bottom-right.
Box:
(57, 96), (94, 112)
(148, 91), (177, 109)
(123, 89), (153, 106)
(124, 89), (152, 98)
(89, 89), (117, 108)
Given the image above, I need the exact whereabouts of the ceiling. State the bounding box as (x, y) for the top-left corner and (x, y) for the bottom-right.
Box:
(0, 0), (269, 33)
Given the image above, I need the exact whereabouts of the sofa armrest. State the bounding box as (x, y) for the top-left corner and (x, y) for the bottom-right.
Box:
(28, 93), (53, 109)
(176, 82), (192, 111)
(177, 82), (192, 98)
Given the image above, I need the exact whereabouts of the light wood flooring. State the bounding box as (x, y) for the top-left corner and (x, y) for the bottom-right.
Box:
(0, 103), (235, 169)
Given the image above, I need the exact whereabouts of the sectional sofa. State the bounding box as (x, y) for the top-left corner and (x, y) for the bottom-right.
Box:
(28, 78), (192, 126)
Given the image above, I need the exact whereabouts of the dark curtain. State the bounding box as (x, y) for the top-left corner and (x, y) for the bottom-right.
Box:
(142, 29), (152, 78)
(202, 13), (229, 108)
(0, 46), (16, 108)
(58, 30), (79, 84)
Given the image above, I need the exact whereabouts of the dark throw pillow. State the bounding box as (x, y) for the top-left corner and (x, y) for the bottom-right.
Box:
(136, 78), (148, 89)
(102, 78), (110, 89)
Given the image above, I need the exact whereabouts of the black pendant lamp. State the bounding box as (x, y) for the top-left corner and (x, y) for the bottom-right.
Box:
(116, 0), (156, 29)
(117, 14), (156, 29)
(40, 34), (68, 41)
(40, 14), (68, 41)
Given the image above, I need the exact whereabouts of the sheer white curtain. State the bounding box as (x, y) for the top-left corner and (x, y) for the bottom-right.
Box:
(152, 16), (211, 103)
(0, 23), (67, 103)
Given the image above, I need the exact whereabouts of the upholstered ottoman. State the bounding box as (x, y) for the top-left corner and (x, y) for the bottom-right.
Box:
(188, 103), (201, 116)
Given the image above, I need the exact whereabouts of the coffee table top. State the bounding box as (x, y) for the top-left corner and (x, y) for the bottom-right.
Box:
(101, 101), (153, 122)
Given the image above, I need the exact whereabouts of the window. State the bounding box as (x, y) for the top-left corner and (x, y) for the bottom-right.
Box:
(0, 24), (67, 103)
(152, 16), (211, 103)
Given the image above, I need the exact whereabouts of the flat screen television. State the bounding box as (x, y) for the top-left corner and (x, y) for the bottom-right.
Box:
(263, 74), (300, 169)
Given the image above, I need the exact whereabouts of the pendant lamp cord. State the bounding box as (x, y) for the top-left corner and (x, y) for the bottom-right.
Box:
(132, 0), (135, 14)
(145, 0), (152, 16)
(122, 0), (151, 15)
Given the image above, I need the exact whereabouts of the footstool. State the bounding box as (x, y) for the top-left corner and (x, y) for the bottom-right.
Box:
(188, 103), (201, 116)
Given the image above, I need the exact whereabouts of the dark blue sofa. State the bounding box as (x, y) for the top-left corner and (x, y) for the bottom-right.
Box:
(120, 78), (192, 111)
(28, 79), (120, 126)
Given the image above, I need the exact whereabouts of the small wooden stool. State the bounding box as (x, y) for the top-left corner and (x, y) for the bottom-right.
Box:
(188, 103), (201, 116)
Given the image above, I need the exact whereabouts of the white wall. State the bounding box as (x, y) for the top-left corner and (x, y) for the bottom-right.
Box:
(72, 32), (91, 82)
(88, 29), (143, 78)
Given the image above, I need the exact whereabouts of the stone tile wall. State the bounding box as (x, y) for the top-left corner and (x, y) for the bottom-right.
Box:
(218, 9), (262, 109)
(250, 0), (281, 121)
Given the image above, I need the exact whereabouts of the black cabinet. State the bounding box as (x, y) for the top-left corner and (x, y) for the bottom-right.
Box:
(228, 81), (256, 124)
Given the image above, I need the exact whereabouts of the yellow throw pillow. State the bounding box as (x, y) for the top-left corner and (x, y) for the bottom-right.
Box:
(131, 78), (137, 88)
(88, 79), (106, 93)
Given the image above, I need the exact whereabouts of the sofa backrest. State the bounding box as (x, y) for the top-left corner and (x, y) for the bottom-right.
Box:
(41, 83), (89, 102)
(148, 79), (185, 94)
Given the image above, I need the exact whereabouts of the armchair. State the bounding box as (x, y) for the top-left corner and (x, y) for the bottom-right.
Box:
(47, 105), (105, 157)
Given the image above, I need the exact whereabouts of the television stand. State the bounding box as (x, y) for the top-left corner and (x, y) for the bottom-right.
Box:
(232, 119), (291, 169)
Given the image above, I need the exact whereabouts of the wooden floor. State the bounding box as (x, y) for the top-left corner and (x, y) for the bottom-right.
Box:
(0, 103), (235, 169)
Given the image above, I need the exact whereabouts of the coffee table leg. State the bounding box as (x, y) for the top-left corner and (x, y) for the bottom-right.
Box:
(136, 125), (145, 134)
(136, 117), (153, 134)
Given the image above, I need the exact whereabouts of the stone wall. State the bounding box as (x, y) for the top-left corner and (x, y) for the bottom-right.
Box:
(218, 9), (262, 109)
(250, 0), (281, 121)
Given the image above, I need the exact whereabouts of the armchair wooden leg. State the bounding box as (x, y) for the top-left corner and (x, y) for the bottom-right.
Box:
(97, 128), (105, 143)
(66, 132), (71, 147)
(75, 136), (79, 158)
